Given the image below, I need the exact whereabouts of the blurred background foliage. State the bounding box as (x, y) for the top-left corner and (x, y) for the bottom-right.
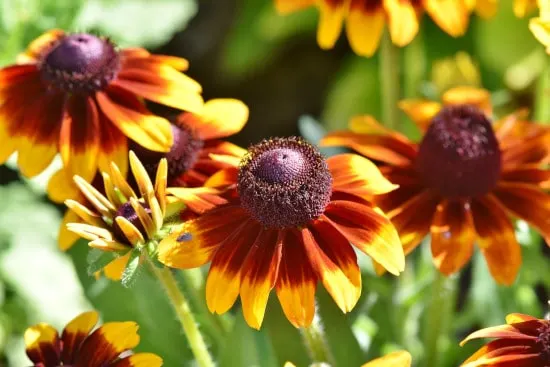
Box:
(0, 0), (549, 366)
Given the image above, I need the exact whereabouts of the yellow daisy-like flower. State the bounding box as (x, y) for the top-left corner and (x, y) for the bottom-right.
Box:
(284, 350), (412, 367)
(274, 0), (469, 57)
(24, 311), (162, 367)
(64, 151), (226, 282)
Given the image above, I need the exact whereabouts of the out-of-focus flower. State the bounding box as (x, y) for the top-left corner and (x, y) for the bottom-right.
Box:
(431, 52), (481, 95)
(284, 350), (412, 367)
(0, 29), (204, 203)
(158, 137), (404, 329)
(24, 311), (162, 366)
(460, 313), (550, 366)
(322, 86), (550, 285)
(274, 0), (469, 57)
(529, 0), (550, 52)
(468, 0), (537, 18)
(64, 151), (226, 281)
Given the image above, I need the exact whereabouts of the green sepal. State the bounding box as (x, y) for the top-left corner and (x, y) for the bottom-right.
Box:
(121, 248), (142, 288)
(87, 248), (125, 276)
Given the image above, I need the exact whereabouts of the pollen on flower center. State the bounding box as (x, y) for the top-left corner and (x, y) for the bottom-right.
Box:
(415, 104), (501, 198)
(238, 137), (332, 229)
(39, 33), (120, 93)
(112, 201), (150, 245)
(538, 321), (550, 362)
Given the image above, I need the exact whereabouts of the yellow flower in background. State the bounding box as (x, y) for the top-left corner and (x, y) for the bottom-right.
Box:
(284, 350), (412, 367)
(24, 311), (162, 366)
(274, 0), (469, 57)
(0, 29), (204, 203)
(431, 52), (482, 94)
(529, 0), (550, 52)
(322, 87), (550, 285)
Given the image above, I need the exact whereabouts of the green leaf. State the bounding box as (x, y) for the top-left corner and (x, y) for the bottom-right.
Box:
(87, 249), (125, 276)
(120, 248), (141, 288)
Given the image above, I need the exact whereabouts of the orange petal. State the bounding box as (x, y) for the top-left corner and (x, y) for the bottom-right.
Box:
(183, 99), (249, 140)
(24, 322), (60, 365)
(75, 321), (140, 365)
(442, 87), (492, 117)
(60, 96), (99, 182)
(206, 221), (259, 314)
(307, 220), (362, 313)
(276, 230), (317, 328)
(328, 154), (399, 197)
(97, 86), (173, 152)
(346, 3), (385, 57)
(317, 0), (346, 50)
(17, 29), (65, 63)
(239, 229), (283, 329)
(274, 0), (315, 13)
(500, 164), (550, 187)
(58, 209), (82, 251)
(471, 195), (521, 285)
(384, 0), (419, 47)
(460, 321), (541, 346)
(430, 200), (476, 276)
(60, 311), (99, 364)
(493, 182), (550, 242)
(158, 205), (247, 268)
(424, 0), (469, 37)
(324, 200), (405, 275)
(398, 99), (441, 132)
(204, 167), (239, 188)
(361, 350), (412, 367)
(103, 252), (131, 281)
(506, 313), (538, 324)
(462, 338), (540, 366)
(47, 168), (83, 204)
(109, 353), (163, 367)
(321, 131), (417, 167)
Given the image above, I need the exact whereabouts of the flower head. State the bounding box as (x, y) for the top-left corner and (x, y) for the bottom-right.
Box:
(24, 311), (162, 366)
(158, 137), (404, 329)
(0, 29), (204, 203)
(321, 86), (550, 285)
(460, 313), (550, 366)
(274, 0), (469, 57)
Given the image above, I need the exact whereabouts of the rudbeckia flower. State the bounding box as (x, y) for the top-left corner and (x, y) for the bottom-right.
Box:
(274, 0), (469, 57)
(158, 137), (404, 329)
(460, 313), (550, 366)
(0, 29), (203, 202)
(132, 98), (248, 211)
(64, 151), (226, 281)
(24, 311), (162, 366)
(322, 86), (550, 285)
(284, 350), (412, 367)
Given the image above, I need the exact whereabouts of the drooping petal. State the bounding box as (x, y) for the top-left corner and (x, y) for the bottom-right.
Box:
(239, 229), (283, 330)
(206, 220), (259, 314)
(361, 350), (412, 367)
(424, 0), (469, 38)
(506, 313), (539, 324)
(24, 323), (60, 366)
(60, 311), (99, 364)
(493, 182), (550, 242)
(58, 210), (83, 251)
(274, 0), (315, 13)
(306, 219), (362, 313)
(109, 354), (163, 367)
(317, 0), (346, 50)
(183, 99), (249, 140)
(328, 154), (398, 197)
(59, 95), (99, 182)
(430, 200), (476, 276)
(97, 86), (173, 152)
(276, 229), (317, 328)
(346, 1), (385, 57)
(321, 131), (417, 167)
(75, 322), (140, 367)
(460, 321), (542, 346)
(158, 205), (248, 268)
(398, 99), (441, 132)
(471, 195), (521, 285)
(384, 0), (419, 47)
(441, 86), (492, 116)
(103, 252), (131, 281)
(323, 200), (405, 275)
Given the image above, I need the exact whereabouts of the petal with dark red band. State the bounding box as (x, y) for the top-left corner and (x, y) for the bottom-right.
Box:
(24, 323), (60, 365)
(60, 311), (99, 364)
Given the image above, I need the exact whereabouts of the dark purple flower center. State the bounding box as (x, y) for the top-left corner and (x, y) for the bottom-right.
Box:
(131, 121), (204, 183)
(39, 33), (120, 93)
(238, 137), (332, 228)
(415, 104), (501, 199)
(538, 321), (550, 362)
(112, 201), (151, 245)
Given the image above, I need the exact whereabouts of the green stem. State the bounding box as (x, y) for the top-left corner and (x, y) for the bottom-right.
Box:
(148, 260), (215, 367)
(379, 30), (401, 129)
(403, 29), (426, 99)
(423, 271), (457, 367)
(534, 55), (550, 123)
(300, 315), (335, 365)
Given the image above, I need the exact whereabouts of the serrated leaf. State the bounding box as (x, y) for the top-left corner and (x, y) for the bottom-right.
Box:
(87, 250), (124, 276)
(120, 248), (142, 288)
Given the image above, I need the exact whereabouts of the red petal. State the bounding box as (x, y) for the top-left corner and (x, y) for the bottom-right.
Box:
(60, 311), (99, 364)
